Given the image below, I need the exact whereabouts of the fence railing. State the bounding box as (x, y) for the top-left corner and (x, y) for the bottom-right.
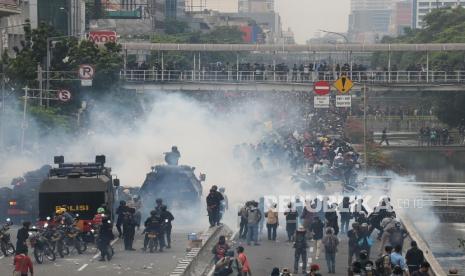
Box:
(402, 182), (465, 208)
(120, 69), (465, 84)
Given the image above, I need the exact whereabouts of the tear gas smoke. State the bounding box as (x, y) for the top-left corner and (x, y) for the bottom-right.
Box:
(0, 92), (301, 203)
(0, 91), (441, 231)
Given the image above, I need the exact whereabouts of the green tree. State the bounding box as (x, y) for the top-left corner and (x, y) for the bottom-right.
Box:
(373, 7), (465, 71)
(372, 7), (465, 126)
(164, 19), (189, 35)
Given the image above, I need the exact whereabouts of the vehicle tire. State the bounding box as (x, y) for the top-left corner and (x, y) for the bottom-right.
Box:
(148, 239), (155, 253)
(76, 237), (87, 253)
(108, 245), (114, 258)
(6, 243), (15, 256)
(63, 245), (70, 256)
(57, 243), (68, 258)
(45, 247), (56, 262)
(0, 242), (6, 256)
(34, 249), (44, 264)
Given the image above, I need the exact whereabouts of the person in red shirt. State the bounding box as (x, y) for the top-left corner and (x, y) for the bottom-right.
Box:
(13, 249), (33, 276)
(92, 207), (106, 226)
(236, 246), (251, 276)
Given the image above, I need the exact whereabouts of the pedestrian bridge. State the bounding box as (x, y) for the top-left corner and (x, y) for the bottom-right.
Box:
(121, 70), (465, 93)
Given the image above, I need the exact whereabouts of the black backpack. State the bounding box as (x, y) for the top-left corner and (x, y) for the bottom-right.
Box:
(375, 254), (390, 274)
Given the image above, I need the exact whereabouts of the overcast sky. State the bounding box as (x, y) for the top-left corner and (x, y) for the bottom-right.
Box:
(205, 0), (351, 44)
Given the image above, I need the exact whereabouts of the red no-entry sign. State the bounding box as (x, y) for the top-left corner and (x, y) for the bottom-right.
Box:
(314, 81), (331, 95)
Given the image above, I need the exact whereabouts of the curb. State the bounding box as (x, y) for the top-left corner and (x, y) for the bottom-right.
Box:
(169, 225), (232, 276)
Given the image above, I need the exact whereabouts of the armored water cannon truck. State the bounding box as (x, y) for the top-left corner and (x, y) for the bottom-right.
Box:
(38, 155), (120, 231)
(139, 164), (205, 214)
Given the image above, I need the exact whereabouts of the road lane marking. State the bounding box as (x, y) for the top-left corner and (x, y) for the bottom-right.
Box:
(78, 264), (88, 271)
(77, 237), (120, 272)
(0, 256), (4, 260)
(92, 238), (119, 260)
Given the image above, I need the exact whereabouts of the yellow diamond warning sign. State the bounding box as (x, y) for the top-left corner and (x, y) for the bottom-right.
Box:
(334, 76), (354, 93)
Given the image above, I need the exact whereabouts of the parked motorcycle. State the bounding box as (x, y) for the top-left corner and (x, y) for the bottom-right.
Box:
(0, 218), (15, 256)
(29, 225), (56, 264)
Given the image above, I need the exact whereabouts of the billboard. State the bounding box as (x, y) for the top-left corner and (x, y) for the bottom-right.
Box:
(240, 25), (261, 43)
(88, 30), (118, 43)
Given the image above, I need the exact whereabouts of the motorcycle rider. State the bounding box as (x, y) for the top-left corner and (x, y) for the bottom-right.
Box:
(92, 207), (106, 226)
(154, 198), (166, 215)
(160, 206), (174, 249)
(55, 208), (74, 226)
(16, 221), (31, 255)
(97, 219), (114, 261)
(143, 211), (165, 252)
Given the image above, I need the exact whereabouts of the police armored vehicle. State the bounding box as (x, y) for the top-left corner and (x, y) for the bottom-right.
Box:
(139, 147), (204, 214)
(38, 155), (120, 230)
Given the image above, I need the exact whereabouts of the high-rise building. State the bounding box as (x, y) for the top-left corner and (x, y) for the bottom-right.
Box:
(390, 0), (413, 35)
(37, 0), (85, 37)
(238, 0), (274, 13)
(412, 0), (464, 28)
(351, 0), (393, 11)
(165, 0), (185, 19)
(348, 0), (394, 42)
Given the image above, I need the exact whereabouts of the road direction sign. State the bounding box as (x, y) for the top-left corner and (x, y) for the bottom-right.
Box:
(336, 95), (352, 107)
(58, 89), (71, 102)
(313, 80), (331, 95)
(334, 76), (354, 93)
(79, 64), (95, 80)
(314, 96), (330, 108)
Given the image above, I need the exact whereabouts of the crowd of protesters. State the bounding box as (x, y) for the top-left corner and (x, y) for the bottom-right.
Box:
(211, 195), (438, 276)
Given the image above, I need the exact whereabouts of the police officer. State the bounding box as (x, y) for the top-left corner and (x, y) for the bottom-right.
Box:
(97, 219), (115, 261)
(160, 206), (174, 249)
(116, 201), (128, 238)
(143, 211), (165, 252)
(122, 208), (137, 251)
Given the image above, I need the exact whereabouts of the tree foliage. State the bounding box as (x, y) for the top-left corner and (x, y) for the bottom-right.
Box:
(372, 7), (465, 126)
(1, 22), (123, 131)
(373, 7), (465, 70)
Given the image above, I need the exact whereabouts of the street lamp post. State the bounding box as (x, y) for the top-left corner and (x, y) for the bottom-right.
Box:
(59, 7), (71, 36)
(319, 29), (352, 72)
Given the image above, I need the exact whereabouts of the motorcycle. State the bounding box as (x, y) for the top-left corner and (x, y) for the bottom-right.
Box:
(0, 218), (15, 256)
(62, 224), (87, 254)
(29, 225), (56, 264)
(146, 232), (158, 253)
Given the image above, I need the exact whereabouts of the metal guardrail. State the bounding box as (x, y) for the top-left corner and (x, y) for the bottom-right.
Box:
(118, 42), (465, 52)
(120, 70), (465, 84)
(402, 182), (465, 207)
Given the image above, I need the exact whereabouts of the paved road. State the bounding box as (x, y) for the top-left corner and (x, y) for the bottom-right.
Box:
(234, 227), (385, 276)
(0, 228), (202, 276)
